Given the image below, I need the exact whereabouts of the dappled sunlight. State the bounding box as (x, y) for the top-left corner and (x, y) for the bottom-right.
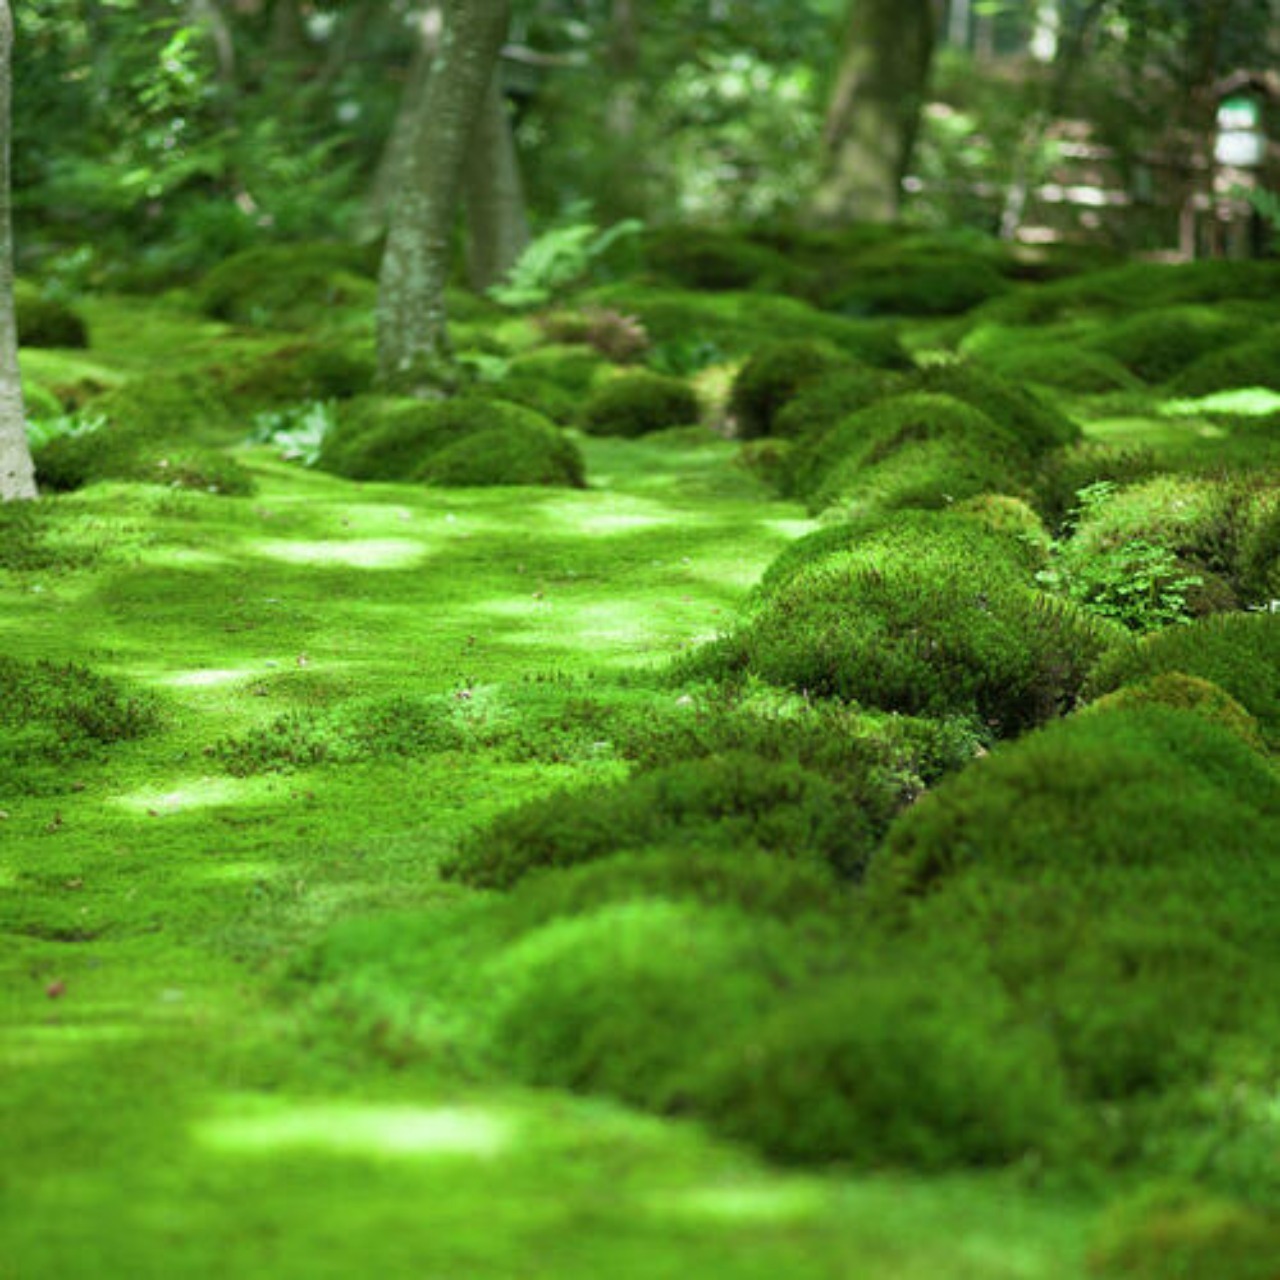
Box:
(195, 1101), (514, 1160)
(111, 776), (266, 816)
(1162, 387), (1280, 417)
(2, 1021), (144, 1068)
(164, 667), (260, 688)
(250, 538), (428, 569)
(651, 1182), (827, 1224)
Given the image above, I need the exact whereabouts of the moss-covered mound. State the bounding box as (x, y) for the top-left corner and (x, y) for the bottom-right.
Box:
(14, 281), (90, 349)
(1167, 332), (1280, 398)
(197, 242), (378, 330)
(643, 226), (808, 294)
(1084, 612), (1280, 746)
(0, 657), (160, 793)
(578, 371), (700, 437)
(976, 343), (1142, 395)
(216, 339), (375, 406)
(317, 395), (586, 488)
(1084, 673), (1266, 751)
(1086, 308), (1256, 384)
(789, 392), (1032, 514)
(685, 510), (1117, 735)
(770, 365), (906, 444)
(815, 246), (1013, 318)
(443, 750), (877, 889)
(728, 339), (849, 439)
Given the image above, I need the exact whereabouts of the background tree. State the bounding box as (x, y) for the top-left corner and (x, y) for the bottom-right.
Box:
(0, 0), (36, 502)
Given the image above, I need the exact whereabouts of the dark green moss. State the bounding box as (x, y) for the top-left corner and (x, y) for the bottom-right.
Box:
(14, 281), (89, 348)
(729, 339), (848, 440)
(579, 371), (700, 437)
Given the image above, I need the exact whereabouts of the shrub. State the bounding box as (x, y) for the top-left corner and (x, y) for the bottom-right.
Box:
(1088, 1186), (1280, 1280)
(481, 900), (811, 1106)
(690, 510), (1117, 735)
(1084, 612), (1280, 746)
(1086, 308), (1256, 384)
(197, 242), (377, 329)
(728, 339), (848, 439)
(688, 960), (1073, 1169)
(318, 395), (584, 488)
(578, 371), (700, 437)
(0, 657), (160, 793)
(442, 750), (877, 889)
(14, 281), (89, 348)
(1167, 332), (1280, 398)
(536, 307), (649, 362)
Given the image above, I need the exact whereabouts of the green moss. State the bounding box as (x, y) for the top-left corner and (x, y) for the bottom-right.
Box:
(1084, 673), (1266, 752)
(643, 226), (808, 294)
(21, 379), (65, 420)
(771, 366), (906, 445)
(1084, 612), (1280, 746)
(418, 421), (586, 488)
(817, 252), (1012, 318)
(977, 344), (1142, 395)
(508, 344), (607, 392)
(579, 371), (701, 437)
(950, 494), (1053, 570)
(728, 339), (848, 439)
(1087, 308), (1256, 384)
(1033, 442), (1163, 531)
(1167, 333), (1280, 397)
(14, 281), (89, 348)
(216, 339), (375, 406)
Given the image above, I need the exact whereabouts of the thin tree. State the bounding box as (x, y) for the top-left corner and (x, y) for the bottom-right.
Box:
(0, 0), (36, 502)
(376, 0), (511, 395)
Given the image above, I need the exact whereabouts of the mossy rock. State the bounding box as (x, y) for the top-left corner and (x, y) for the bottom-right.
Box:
(443, 749), (877, 890)
(1085, 673), (1266, 752)
(1084, 612), (1280, 746)
(0, 657), (160, 794)
(319, 394), (584, 488)
(578, 371), (700, 437)
(1167, 332), (1280, 397)
(688, 509), (1118, 735)
(728, 339), (849, 440)
(1086, 307), (1256, 384)
(688, 959), (1075, 1169)
(14, 281), (89, 349)
(197, 242), (377, 330)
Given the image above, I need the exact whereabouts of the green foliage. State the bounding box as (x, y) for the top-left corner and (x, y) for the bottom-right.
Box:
(442, 750), (877, 889)
(248, 401), (336, 467)
(1033, 442), (1162, 532)
(489, 220), (644, 311)
(1089, 1185), (1280, 1280)
(481, 901), (811, 1107)
(728, 339), (847, 439)
(688, 510), (1118, 735)
(14, 281), (89, 348)
(197, 243), (377, 330)
(1086, 308), (1256, 384)
(0, 657), (160, 793)
(317, 395), (585, 489)
(1084, 612), (1280, 747)
(950, 494), (1054, 572)
(578, 371), (701, 438)
(688, 960), (1075, 1169)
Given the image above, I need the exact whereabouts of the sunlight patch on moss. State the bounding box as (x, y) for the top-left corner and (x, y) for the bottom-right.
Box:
(195, 1102), (513, 1159)
(111, 777), (263, 815)
(1161, 387), (1280, 417)
(652, 1182), (827, 1224)
(2, 1022), (142, 1068)
(165, 667), (259, 688)
(250, 538), (427, 569)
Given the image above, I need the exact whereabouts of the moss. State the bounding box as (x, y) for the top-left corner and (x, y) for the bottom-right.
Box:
(771, 366), (906, 446)
(216, 340), (375, 406)
(535, 307), (650, 362)
(817, 252), (1012, 318)
(1084, 612), (1280, 746)
(14, 281), (90, 348)
(21, 379), (65, 420)
(951, 494), (1053, 570)
(1167, 332), (1280, 398)
(688, 509), (1118, 735)
(508, 344), (607, 392)
(728, 339), (848, 440)
(1086, 308), (1256, 384)
(689, 959), (1074, 1169)
(1084, 673), (1266, 752)
(579, 371), (701, 437)
(197, 241), (377, 330)
(977, 344), (1142, 395)
(1033, 443), (1163, 531)
(643, 226), (808, 294)
(318, 394), (584, 487)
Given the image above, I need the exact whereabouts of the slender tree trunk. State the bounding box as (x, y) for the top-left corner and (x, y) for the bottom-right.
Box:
(463, 71), (530, 290)
(376, 0), (511, 394)
(0, 0), (35, 502)
(807, 0), (936, 226)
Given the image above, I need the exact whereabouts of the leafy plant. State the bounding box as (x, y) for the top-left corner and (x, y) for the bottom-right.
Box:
(248, 401), (336, 467)
(489, 218), (644, 310)
(24, 411), (107, 452)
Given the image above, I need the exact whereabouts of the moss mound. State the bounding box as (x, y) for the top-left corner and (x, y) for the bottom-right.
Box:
(643, 226), (807, 294)
(1167, 332), (1280, 397)
(1084, 612), (1280, 746)
(14, 282), (90, 348)
(217, 339), (375, 406)
(1085, 308), (1256, 384)
(689, 960), (1073, 1169)
(771, 365), (906, 445)
(1085, 673), (1265, 751)
(0, 657), (160, 793)
(1033, 442), (1163, 531)
(442, 750), (877, 889)
(578, 371), (700, 437)
(318, 395), (585, 487)
(197, 242), (377, 330)
(817, 249), (1012, 318)
(977, 344), (1142, 395)
(728, 339), (848, 439)
(689, 510), (1117, 735)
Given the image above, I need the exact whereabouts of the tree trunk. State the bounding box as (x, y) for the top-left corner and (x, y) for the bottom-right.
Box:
(807, 0), (936, 226)
(463, 71), (530, 291)
(376, 0), (511, 394)
(0, 0), (36, 502)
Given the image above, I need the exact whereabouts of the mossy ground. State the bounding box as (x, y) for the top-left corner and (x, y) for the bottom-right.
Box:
(5, 274), (1278, 1277)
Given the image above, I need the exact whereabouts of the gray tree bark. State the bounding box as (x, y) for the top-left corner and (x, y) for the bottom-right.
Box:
(463, 71), (530, 291)
(375, 0), (510, 394)
(808, 0), (937, 226)
(0, 0), (36, 502)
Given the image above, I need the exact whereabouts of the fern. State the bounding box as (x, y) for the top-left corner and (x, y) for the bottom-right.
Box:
(489, 218), (643, 310)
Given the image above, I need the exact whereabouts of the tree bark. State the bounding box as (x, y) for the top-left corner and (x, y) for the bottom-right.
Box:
(376, 0), (510, 394)
(0, 0), (36, 502)
(463, 71), (530, 291)
(807, 0), (937, 226)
